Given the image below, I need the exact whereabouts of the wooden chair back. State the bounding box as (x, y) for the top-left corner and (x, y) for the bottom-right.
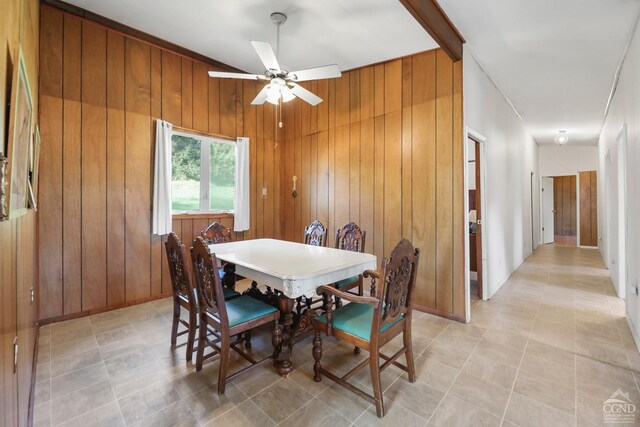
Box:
(166, 232), (193, 297)
(335, 222), (366, 253)
(201, 222), (232, 244)
(190, 236), (229, 327)
(372, 239), (420, 333)
(304, 220), (328, 247)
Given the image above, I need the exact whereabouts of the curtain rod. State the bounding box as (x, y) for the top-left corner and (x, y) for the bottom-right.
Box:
(171, 125), (236, 142)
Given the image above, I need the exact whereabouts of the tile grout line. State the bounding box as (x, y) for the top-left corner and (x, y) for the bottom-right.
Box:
(424, 321), (490, 423)
(350, 319), (456, 425)
(88, 316), (128, 427)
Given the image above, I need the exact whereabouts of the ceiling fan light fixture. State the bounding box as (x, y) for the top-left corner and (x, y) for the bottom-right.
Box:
(266, 84), (281, 105)
(554, 130), (569, 145)
(281, 85), (295, 102)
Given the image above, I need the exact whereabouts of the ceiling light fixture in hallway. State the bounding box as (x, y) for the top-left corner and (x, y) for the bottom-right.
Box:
(555, 130), (569, 145)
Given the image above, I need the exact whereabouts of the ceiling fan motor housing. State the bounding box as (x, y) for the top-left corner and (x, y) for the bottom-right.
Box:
(271, 12), (287, 26)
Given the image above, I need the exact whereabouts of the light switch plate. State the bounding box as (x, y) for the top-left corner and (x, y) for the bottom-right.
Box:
(262, 187), (267, 197)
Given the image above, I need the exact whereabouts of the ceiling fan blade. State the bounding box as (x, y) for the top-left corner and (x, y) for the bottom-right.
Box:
(288, 64), (341, 82)
(289, 83), (322, 106)
(251, 84), (271, 105)
(208, 71), (264, 80)
(251, 41), (281, 72)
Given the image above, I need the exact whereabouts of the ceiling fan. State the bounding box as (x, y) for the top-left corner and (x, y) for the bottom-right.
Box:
(208, 12), (341, 106)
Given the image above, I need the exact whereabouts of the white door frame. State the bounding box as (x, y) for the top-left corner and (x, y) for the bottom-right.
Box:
(617, 124), (628, 299)
(605, 150), (613, 270)
(464, 126), (488, 322)
(540, 176), (555, 244)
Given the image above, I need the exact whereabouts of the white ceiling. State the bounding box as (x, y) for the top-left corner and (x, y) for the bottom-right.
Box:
(63, 0), (438, 74)
(438, 0), (640, 146)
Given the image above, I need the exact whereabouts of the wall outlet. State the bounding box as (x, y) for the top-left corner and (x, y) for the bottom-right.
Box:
(262, 187), (267, 197)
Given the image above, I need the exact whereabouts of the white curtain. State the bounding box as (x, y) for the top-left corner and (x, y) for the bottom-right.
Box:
(234, 137), (250, 232)
(152, 120), (173, 235)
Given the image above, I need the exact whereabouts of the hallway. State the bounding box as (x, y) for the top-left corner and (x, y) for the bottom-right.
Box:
(33, 244), (640, 426)
(470, 244), (639, 426)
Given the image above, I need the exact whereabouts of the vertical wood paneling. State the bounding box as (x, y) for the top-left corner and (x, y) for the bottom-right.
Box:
(349, 123), (360, 226)
(384, 111), (402, 256)
(360, 119), (374, 251)
(181, 58), (193, 129)
(81, 21), (108, 310)
(435, 49), (454, 313)
(282, 50), (466, 319)
(150, 46), (163, 297)
(401, 57), (413, 241)
(125, 38), (151, 301)
(263, 106), (275, 237)
(219, 79), (236, 136)
(62, 15), (82, 314)
(161, 51), (182, 125)
(193, 62), (209, 132)
(373, 116), (385, 262)
(39, 6), (64, 319)
(106, 31), (126, 305)
(452, 59), (465, 315)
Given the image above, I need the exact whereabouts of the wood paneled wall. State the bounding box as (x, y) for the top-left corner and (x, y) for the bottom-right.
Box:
(279, 50), (465, 319)
(39, 6), (466, 322)
(579, 171), (598, 246)
(1, 0), (40, 425)
(553, 175), (577, 237)
(38, 5), (282, 321)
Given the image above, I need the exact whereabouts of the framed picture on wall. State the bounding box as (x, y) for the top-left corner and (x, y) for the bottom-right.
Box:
(5, 48), (33, 219)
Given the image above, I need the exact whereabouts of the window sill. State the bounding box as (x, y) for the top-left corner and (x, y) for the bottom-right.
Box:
(172, 212), (234, 220)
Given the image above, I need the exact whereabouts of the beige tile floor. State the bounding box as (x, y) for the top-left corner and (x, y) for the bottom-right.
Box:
(33, 245), (640, 426)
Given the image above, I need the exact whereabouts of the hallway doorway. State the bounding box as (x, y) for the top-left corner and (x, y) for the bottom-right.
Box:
(466, 128), (487, 309)
(541, 175), (578, 247)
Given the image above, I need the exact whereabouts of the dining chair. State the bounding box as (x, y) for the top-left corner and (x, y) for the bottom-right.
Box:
(304, 219), (328, 247)
(300, 220), (329, 313)
(200, 221), (239, 290)
(190, 236), (281, 394)
(333, 222), (367, 306)
(312, 238), (420, 418)
(165, 232), (241, 363)
(201, 221), (232, 244)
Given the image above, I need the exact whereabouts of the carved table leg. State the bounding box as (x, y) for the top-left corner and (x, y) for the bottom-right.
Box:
(275, 294), (295, 376)
(222, 263), (236, 290)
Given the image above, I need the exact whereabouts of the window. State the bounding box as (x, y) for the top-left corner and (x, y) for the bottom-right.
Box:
(171, 130), (236, 213)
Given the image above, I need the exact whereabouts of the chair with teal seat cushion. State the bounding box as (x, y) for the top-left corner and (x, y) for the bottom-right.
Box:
(165, 232), (242, 364)
(315, 302), (403, 342)
(191, 236), (281, 395)
(165, 232), (199, 362)
(222, 287), (241, 301)
(312, 239), (420, 418)
(333, 222), (367, 306)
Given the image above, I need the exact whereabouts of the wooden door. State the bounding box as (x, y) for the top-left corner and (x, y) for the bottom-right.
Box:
(579, 171), (598, 246)
(553, 175), (577, 238)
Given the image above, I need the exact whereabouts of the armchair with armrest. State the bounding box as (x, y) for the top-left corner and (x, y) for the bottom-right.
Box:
(311, 239), (420, 418)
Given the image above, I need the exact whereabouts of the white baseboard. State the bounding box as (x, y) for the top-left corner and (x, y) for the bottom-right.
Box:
(625, 313), (640, 354)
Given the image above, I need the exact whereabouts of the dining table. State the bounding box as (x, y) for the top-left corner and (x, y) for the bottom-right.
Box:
(208, 238), (377, 375)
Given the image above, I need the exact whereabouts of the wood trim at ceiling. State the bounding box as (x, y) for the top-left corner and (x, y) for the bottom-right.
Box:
(41, 0), (245, 73)
(399, 0), (465, 62)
